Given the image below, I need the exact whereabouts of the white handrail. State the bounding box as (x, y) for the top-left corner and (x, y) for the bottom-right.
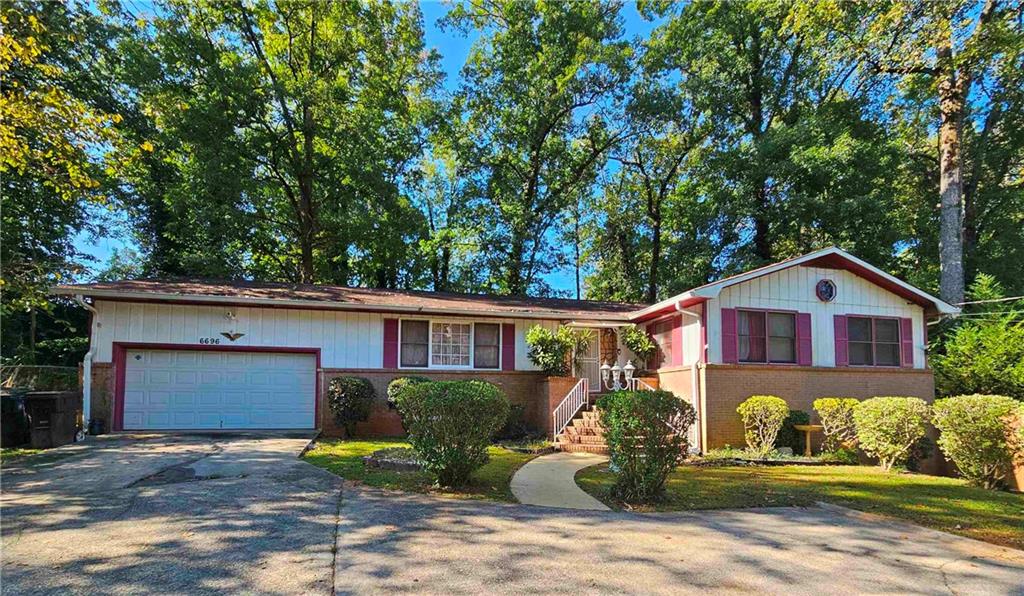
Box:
(626, 378), (657, 391)
(552, 378), (589, 436)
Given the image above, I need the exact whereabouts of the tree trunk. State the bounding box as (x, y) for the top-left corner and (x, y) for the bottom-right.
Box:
(506, 233), (526, 295)
(936, 44), (965, 306)
(752, 183), (772, 262)
(646, 211), (662, 303)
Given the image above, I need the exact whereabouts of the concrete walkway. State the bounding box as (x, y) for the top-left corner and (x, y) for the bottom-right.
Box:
(510, 451), (610, 510)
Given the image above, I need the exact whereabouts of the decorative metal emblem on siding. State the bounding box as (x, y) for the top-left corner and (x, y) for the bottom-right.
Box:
(221, 332), (246, 342)
(815, 279), (837, 302)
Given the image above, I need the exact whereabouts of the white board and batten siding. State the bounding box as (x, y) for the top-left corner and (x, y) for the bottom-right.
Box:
(90, 300), (561, 371)
(705, 266), (926, 368)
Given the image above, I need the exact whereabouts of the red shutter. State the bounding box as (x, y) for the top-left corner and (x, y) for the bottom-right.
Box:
(900, 317), (914, 368)
(797, 313), (812, 366)
(833, 315), (848, 367)
(383, 319), (399, 368)
(671, 315), (684, 366)
(501, 323), (515, 371)
(721, 308), (738, 364)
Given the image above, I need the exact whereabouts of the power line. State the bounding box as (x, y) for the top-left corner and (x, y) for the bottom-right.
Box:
(957, 296), (1024, 305)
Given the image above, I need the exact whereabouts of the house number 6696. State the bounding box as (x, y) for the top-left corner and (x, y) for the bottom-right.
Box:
(199, 337), (221, 345)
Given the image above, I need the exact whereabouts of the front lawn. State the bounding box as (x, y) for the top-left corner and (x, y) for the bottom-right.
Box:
(303, 439), (537, 502)
(0, 447), (42, 462)
(576, 464), (1024, 549)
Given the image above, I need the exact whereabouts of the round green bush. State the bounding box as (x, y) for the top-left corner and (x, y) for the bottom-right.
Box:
(393, 380), (510, 487)
(736, 395), (789, 457)
(853, 396), (930, 471)
(597, 389), (696, 503)
(932, 394), (1020, 489)
(386, 376), (430, 409)
(327, 376), (376, 436)
(813, 397), (860, 453)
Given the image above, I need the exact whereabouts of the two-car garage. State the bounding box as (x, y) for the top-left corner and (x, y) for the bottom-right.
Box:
(121, 349), (317, 430)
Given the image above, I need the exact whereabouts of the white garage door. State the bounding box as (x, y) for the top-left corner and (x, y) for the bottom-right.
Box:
(123, 350), (316, 430)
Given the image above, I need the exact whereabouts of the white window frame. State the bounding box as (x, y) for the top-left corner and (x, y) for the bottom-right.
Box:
(397, 318), (503, 371)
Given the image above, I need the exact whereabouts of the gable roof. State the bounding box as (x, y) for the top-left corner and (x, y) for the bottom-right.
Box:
(631, 246), (959, 321)
(52, 279), (641, 321)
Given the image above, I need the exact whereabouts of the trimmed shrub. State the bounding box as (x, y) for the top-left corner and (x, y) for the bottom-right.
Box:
(931, 394), (1020, 489)
(814, 397), (860, 453)
(393, 380), (510, 487)
(327, 376), (376, 435)
(774, 409), (810, 453)
(853, 397), (930, 471)
(737, 395), (789, 457)
(386, 376), (430, 409)
(598, 389), (696, 503)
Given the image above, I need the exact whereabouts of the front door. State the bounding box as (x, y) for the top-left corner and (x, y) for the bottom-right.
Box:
(576, 329), (602, 392)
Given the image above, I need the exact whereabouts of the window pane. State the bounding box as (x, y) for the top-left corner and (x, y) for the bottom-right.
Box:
(768, 337), (796, 363)
(400, 320), (429, 367)
(431, 322), (470, 366)
(474, 323), (500, 368)
(875, 319), (899, 342)
(847, 317), (872, 342)
(876, 343), (900, 366)
(849, 342), (873, 366)
(768, 313), (795, 338)
(738, 311), (766, 362)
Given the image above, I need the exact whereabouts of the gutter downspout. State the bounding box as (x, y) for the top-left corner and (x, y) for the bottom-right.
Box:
(675, 301), (704, 454)
(73, 294), (98, 433)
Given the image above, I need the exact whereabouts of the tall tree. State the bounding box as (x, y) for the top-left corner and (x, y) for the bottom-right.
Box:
(445, 0), (632, 295)
(0, 1), (124, 360)
(796, 0), (1022, 304)
(111, 0), (439, 285)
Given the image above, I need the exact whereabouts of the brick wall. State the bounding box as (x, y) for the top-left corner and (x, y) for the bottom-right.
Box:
(319, 369), (548, 438)
(699, 364), (942, 472)
(701, 364), (935, 449)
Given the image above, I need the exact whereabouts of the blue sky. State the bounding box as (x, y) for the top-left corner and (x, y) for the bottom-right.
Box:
(75, 1), (661, 295)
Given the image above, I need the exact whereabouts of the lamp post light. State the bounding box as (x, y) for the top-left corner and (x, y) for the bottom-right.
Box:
(601, 360), (636, 391)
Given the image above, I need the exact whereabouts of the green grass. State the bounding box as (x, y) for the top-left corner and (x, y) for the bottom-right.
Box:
(576, 464), (1024, 549)
(0, 447), (43, 462)
(303, 439), (537, 502)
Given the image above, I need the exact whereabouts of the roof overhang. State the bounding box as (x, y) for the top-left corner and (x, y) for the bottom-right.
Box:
(54, 288), (634, 323)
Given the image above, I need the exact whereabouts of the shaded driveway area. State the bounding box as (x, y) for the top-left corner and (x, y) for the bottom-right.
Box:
(335, 486), (1024, 595)
(2, 433), (340, 595)
(3, 435), (1023, 595)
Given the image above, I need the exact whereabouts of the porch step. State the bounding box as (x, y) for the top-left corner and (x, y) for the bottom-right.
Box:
(557, 442), (610, 455)
(555, 404), (609, 454)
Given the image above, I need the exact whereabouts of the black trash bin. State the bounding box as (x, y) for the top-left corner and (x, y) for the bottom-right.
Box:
(1, 390), (31, 447)
(25, 391), (81, 449)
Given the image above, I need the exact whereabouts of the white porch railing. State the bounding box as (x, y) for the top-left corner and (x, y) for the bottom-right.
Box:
(552, 378), (589, 436)
(625, 377), (657, 391)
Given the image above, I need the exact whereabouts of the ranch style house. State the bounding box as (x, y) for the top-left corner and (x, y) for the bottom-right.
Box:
(55, 246), (958, 453)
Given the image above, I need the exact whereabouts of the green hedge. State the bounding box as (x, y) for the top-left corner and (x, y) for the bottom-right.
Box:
(327, 376), (376, 435)
(598, 389), (696, 503)
(393, 380), (510, 487)
(814, 397), (860, 453)
(932, 394), (1020, 489)
(853, 397), (930, 471)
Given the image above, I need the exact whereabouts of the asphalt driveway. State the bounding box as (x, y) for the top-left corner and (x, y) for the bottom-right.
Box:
(1, 432), (340, 595)
(3, 435), (1023, 595)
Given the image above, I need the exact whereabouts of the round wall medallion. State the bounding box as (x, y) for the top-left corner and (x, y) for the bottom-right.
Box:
(815, 279), (837, 302)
